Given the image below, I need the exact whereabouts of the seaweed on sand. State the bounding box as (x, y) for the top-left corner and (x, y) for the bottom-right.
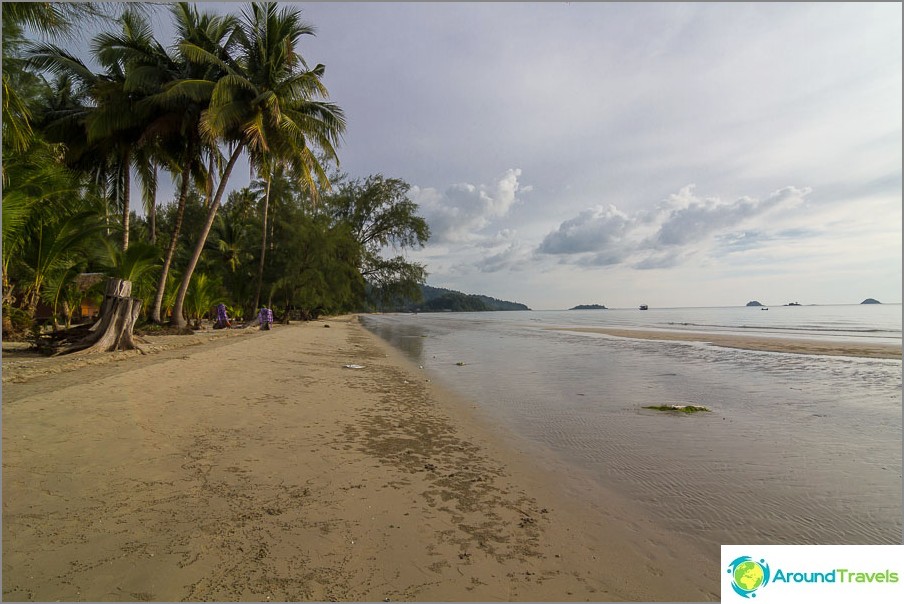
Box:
(644, 404), (711, 414)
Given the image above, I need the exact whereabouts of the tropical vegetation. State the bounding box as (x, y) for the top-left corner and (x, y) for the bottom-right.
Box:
(2, 2), (429, 340)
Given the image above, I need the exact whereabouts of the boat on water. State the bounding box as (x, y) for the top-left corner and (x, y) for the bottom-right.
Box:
(639, 304), (649, 310)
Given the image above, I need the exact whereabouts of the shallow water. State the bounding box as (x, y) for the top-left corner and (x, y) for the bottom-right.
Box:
(361, 308), (902, 561)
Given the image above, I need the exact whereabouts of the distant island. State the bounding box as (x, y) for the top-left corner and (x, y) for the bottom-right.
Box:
(861, 298), (881, 304)
(569, 304), (608, 310)
(378, 284), (530, 313)
(746, 301), (764, 307)
(785, 302), (802, 306)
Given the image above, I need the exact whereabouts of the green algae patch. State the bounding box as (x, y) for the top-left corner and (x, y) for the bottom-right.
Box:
(644, 404), (711, 414)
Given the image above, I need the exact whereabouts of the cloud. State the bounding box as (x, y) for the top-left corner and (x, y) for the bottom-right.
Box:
(475, 241), (535, 273)
(411, 169), (527, 243)
(537, 185), (812, 268)
(537, 204), (632, 256)
(648, 185), (810, 248)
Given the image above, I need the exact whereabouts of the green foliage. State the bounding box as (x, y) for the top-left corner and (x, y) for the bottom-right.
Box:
(421, 292), (492, 312)
(183, 272), (222, 323)
(39, 265), (85, 328)
(324, 174), (430, 308)
(97, 239), (162, 320)
(380, 285), (529, 313)
(3, 2), (436, 332)
(15, 207), (106, 314)
(267, 210), (364, 316)
(100, 240), (161, 283)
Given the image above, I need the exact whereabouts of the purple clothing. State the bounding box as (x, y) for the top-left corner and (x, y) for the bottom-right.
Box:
(214, 303), (230, 328)
(216, 304), (229, 322)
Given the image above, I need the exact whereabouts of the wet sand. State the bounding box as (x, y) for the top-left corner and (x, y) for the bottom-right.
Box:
(548, 327), (902, 359)
(2, 316), (717, 602)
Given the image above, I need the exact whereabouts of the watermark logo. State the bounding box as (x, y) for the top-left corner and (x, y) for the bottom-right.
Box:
(727, 555), (771, 598)
(722, 545), (904, 603)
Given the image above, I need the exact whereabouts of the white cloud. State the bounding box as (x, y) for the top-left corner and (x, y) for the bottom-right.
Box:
(648, 185), (810, 248)
(538, 185), (812, 268)
(538, 204), (632, 257)
(411, 169), (527, 243)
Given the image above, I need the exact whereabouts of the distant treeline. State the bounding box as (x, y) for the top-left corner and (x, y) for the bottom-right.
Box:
(378, 285), (530, 312)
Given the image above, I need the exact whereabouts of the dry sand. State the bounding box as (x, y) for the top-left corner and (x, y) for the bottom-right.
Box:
(547, 327), (901, 359)
(2, 317), (717, 602)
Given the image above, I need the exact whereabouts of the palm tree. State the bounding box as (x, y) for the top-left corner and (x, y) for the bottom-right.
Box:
(1, 143), (86, 331)
(205, 197), (255, 310)
(108, 3), (239, 323)
(169, 2), (346, 328)
(1, 2), (124, 153)
(250, 161), (300, 310)
(28, 15), (160, 253)
(17, 207), (106, 317)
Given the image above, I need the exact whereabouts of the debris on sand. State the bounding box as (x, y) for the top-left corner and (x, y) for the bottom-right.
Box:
(644, 404), (711, 414)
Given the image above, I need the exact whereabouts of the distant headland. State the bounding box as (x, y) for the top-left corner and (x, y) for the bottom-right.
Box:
(569, 304), (608, 310)
(861, 298), (881, 304)
(378, 285), (530, 313)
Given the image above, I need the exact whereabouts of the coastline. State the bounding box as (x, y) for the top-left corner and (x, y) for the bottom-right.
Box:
(547, 326), (902, 359)
(2, 316), (717, 601)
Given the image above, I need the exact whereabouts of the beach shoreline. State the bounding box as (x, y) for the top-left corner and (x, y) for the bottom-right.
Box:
(2, 316), (717, 601)
(546, 326), (902, 359)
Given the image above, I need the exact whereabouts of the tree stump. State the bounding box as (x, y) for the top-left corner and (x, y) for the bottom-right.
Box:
(61, 278), (145, 355)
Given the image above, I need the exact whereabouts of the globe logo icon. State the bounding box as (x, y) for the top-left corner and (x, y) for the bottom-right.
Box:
(727, 556), (771, 598)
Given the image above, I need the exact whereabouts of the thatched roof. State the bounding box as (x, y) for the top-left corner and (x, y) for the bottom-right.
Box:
(74, 273), (106, 291)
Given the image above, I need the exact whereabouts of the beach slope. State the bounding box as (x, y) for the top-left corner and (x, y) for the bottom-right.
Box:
(3, 316), (714, 601)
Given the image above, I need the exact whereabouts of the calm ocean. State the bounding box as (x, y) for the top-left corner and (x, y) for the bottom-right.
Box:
(361, 305), (902, 563)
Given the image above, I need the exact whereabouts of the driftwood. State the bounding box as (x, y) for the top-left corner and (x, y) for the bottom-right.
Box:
(60, 278), (145, 355)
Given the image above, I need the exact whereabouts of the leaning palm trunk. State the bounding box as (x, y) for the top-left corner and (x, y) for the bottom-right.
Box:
(252, 173), (272, 312)
(170, 144), (244, 327)
(150, 159), (193, 323)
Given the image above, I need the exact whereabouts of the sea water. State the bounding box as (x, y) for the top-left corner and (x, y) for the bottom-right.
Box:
(361, 305), (902, 561)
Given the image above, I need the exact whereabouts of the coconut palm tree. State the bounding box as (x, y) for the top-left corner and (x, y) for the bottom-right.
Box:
(169, 2), (346, 327)
(250, 161), (301, 310)
(1, 2), (124, 153)
(28, 20), (159, 253)
(104, 3), (239, 323)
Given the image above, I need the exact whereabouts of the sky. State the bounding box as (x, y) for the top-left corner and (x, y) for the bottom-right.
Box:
(85, 2), (903, 309)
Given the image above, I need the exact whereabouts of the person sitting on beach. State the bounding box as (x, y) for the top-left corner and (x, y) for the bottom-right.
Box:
(213, 303), (232, 329)
(259, 306), (273, 331)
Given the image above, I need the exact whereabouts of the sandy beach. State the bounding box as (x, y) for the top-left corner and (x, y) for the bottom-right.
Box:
(547, 326), (902, 359)
(2, 316), (717, 602)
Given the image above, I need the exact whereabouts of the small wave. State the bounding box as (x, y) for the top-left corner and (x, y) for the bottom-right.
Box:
(663, 321), (899, 336)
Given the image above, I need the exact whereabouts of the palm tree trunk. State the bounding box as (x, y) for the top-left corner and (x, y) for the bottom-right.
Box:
(122, 151), (131, 251)
(252, 172), (272, 312)
(150, 158), (193, 323)
(205, 153), (215, 208)
(146, 161), (158, 245)
(2, 269), (14, 335)
(149, 199), (156, 245)
(170, 144), (244, 328)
